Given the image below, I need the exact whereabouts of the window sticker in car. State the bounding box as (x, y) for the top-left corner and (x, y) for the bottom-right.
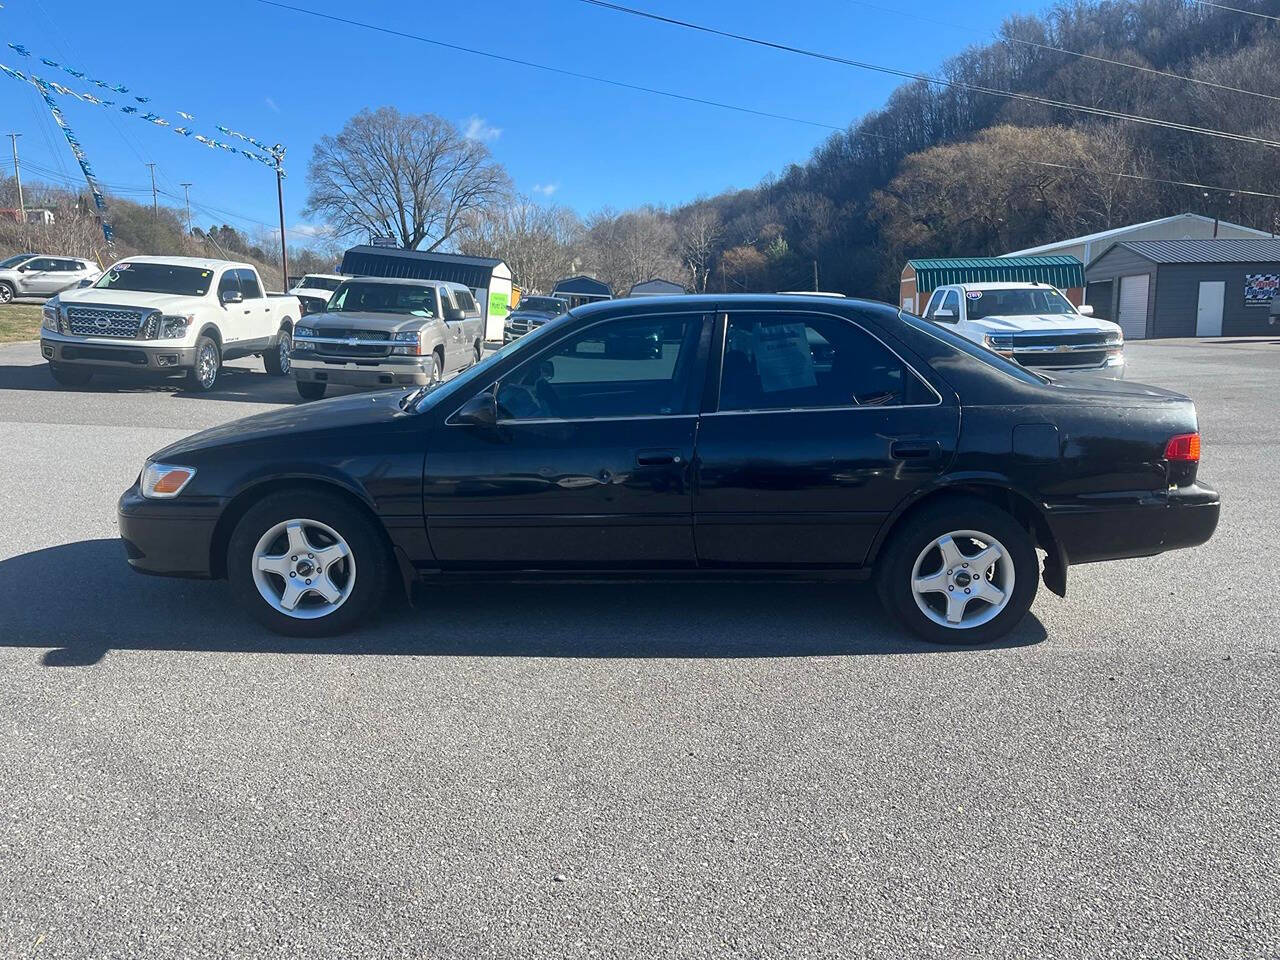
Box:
(966, 291), (983, 299)
(754, 322), (817, 393)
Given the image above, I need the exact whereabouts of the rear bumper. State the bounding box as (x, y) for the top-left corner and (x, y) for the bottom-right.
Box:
(1045, 481), (1220, 565)
(117, 485), (221, 579)
(291, 353), (436, 387)
(42, 334), (196, 372)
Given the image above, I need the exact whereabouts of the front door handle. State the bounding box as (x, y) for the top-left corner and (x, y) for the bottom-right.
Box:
(636, 449), (681, 467)
(890, 440), (939, 460)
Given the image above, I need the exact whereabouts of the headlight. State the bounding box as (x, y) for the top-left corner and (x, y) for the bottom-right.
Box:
(41, 303), (59, 332)
(294, 326), (316, 338)
(982, 334), (1016, 355)
(392, 330), (424, 356)
(159, 314), (193, 339)
(140, 462), (197, 499)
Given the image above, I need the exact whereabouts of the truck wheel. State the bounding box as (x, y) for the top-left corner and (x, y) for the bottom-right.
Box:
(0, 281), (13, 304)
(876, 497), (1038, 646)
(49, 362), (93, 387)
(264, 329), (291, 376)
(427, 350), (442, 385)
(227, 489), (390, 637)
(185, 336), (221, 392)
(297, 380), (327, 401)
(472, 340), (482, 366)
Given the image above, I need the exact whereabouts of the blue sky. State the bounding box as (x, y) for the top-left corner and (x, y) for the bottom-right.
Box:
(0, 0), (1032, 247)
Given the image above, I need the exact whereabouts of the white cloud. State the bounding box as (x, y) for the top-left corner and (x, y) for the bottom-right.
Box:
(463, 115), (502, 142)
(531, 182), (560, 197)
(265, 97), (281, 114)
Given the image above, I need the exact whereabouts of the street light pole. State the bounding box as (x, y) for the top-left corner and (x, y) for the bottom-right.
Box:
(145, 162), (158, 218)
(180, 182), (193, 235)
(6, 132), (24, 225)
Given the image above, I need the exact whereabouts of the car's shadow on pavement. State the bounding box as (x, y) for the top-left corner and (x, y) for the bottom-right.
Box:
(0, 540), (1048, 666)
(0, 362), (325, 404)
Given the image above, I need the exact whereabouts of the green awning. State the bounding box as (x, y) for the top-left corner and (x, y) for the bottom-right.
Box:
(907, 255), (1085, 290)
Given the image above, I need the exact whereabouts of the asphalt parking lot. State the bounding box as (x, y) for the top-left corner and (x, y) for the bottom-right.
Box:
(0, 337), (1276, 958)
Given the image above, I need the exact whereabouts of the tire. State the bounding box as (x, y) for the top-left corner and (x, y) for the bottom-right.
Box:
(49, 362), (93, 387)
(471, 340), (482, 366)
(227, 489), (390, 637)
(264, 329), (291, 376)
(0, 281), (13, 304)
(876, 496), (1038, 646)
(426, 350), (442, 385)
(185, 335), (221, 392)
(296, 380), (327, 401)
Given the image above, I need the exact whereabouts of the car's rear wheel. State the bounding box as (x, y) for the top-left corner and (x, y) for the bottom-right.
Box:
(0, 281), (14, 304)
(185, 336), (221, 392)
(227, 490), (390, 637)
(48, 362), (93, 387)
(877, 497), (1038, 645)
(296, 380), (326, 401)
(264, 329), (291, 375)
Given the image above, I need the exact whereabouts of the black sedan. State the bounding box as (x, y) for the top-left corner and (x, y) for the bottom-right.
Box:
(118, 295), (1220, 644)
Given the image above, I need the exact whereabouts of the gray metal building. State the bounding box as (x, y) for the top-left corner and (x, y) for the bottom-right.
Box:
(1084, 239), (1280, 339)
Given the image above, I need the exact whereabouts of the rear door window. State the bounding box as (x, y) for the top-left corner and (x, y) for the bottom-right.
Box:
(718, 312), (936, 411)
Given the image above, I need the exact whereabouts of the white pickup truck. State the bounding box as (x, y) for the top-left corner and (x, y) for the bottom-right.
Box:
(921, 281), (1125, 378)
(40, 256), (301, 391)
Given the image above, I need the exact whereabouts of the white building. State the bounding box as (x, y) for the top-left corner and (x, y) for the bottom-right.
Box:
(1002, 213), (1273, 268)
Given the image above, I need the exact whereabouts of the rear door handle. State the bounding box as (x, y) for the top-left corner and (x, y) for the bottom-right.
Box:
(636, 449), (681, 466)
(890, 441), (939, 460)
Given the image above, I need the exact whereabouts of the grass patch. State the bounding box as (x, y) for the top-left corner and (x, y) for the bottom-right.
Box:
(0, 304), (43, 343)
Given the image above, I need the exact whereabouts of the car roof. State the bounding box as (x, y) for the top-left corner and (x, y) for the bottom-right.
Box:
(945, 281), (1057, 292)
(118, 255), (249, 271)
(343, 275), (470, 289)
(570, 292), (892, 318)
(300, 273), (345, 280)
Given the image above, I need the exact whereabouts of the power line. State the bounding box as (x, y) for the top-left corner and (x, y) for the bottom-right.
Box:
(254, 0), (859, 135)
(1022, 158), (1280, 200)
(1191, 0), (1280, 23)
(845, 0), (1280, 105)
(579, 0), (1280, 151)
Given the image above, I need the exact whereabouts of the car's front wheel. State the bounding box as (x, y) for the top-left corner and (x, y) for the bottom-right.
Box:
(185, 336), (221, 392)
(227, 490), (390, 636)
(0, 281), (14, 304)
(877, 497), (1038, 645)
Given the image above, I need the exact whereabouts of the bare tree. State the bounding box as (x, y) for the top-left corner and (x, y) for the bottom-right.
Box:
(458, 198), (582, 294)
(582, 207), (682, 295)
(676, 206), (721, 293)
(304, 107), (511, 251)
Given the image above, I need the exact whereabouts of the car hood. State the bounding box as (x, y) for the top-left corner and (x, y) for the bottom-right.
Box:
(510, 309), (560, 321)
(306, 310), (435, 334)
(967, 314), (1122, 335)
(150, 389), (411, 461)
(56, 287), (210, 312)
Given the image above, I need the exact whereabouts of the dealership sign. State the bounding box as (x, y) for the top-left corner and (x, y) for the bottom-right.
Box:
(1244, 273), (1280, 307)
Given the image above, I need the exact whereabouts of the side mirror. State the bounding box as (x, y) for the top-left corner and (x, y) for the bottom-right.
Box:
(444, 305), (465, 322)
(453, 391), (497, 426)
(933, 307), (956, 320)
(1077, 304), (1095, 317)
(77, 278), (93, 288)
(17, 265), (28, 273)
(221, 289), (243, 305)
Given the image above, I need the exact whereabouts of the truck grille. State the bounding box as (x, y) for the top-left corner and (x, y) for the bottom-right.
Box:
(65, 305), (147, 339)
(1015, 332), (1110, 349)
(1018, 350), (1109, 369)
(1011, 331), (1115, 370)
(312, 329), (392, 358)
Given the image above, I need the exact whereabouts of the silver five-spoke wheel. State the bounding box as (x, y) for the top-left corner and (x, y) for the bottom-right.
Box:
(251, 518), (356, 619)
(911, 529), (1014, 630)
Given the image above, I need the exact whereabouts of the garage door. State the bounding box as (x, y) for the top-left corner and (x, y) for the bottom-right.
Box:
(1117, 275), (1150, 340)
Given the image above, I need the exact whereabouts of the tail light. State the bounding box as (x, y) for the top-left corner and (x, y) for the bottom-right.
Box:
(1164, 433), (1201, 462)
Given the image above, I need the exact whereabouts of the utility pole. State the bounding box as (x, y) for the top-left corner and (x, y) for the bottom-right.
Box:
(6, 133), (24, 225)
(812, 259), (819, 292)
(145, 162), (158, 218)
(273, 146), (288, 286)
(180, 182), (193, 235)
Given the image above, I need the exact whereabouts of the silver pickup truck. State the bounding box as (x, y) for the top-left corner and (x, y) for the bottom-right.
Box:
(290, 276), (485, 400)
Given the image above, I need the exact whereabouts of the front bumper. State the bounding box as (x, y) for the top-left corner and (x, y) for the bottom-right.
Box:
(291, 352), (437, 387)
(42, 332), (196, 372)
(1045, 481), (1220, 565)
(118, 484), (222, 579)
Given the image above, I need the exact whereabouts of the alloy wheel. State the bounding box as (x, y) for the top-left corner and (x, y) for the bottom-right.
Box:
(251, 518), (356, 619)
(911, 529), (1014, 629)
(278, 335), (291, 374)
(197, 342), (219, 388)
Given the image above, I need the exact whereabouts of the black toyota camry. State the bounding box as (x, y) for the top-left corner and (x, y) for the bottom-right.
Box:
(118, 295), (1220, 644)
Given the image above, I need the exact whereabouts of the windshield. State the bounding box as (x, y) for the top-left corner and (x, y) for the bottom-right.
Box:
(517, 297), (567, 314)
(0, 254), (33, 269)
(328, 281), (439, 317)
(299, 275), (342, 291)
(900, 311), (1048, 385)
(94, 262), (213, 296)
(408, 313), (567, 413)
(966, 288), (1076, 319)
